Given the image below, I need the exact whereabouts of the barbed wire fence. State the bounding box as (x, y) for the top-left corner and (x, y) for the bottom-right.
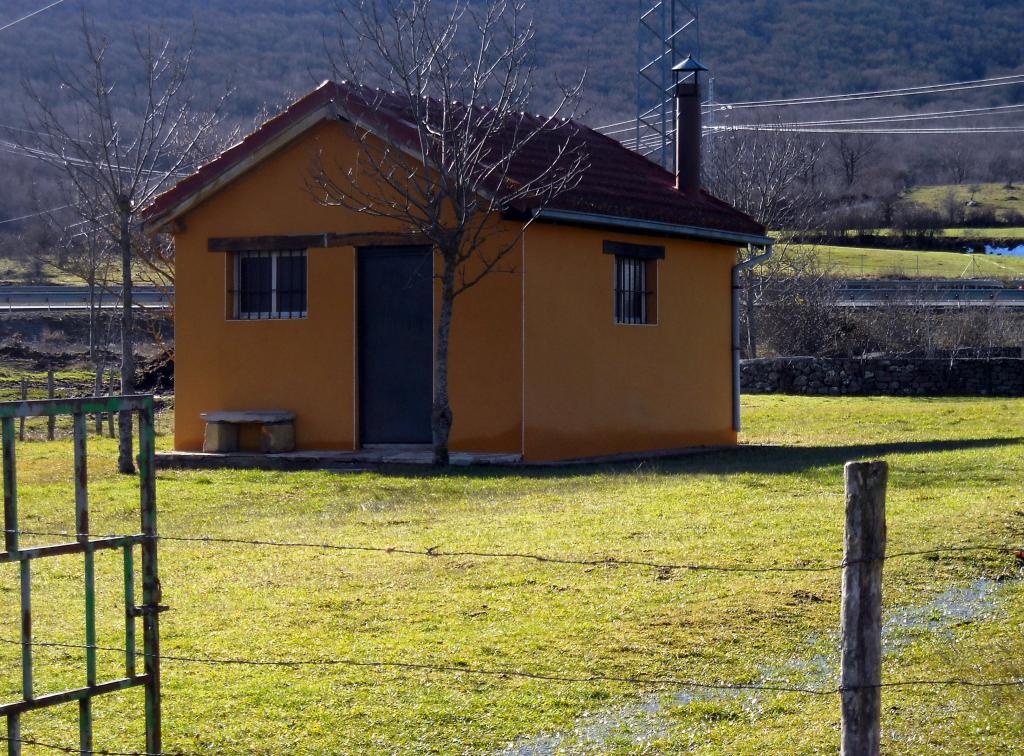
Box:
(2, 466), (1023, 754)
(4, 528), (1020, 572)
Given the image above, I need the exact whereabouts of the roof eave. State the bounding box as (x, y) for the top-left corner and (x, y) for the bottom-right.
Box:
(142, 88), (435, 235)
(530, 208), (773, 248)
(142, 98), (347, 235)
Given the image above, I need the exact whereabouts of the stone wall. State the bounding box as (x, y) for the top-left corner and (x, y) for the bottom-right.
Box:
(741, 356), (1024, 397)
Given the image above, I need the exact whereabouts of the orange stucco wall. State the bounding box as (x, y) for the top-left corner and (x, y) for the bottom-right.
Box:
(172, 120), (522, 453)
(521, 223), (737, 461)
(170, 117), (737, 460)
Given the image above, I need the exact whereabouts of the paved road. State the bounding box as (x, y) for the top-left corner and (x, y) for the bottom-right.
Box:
(835, 279), (1024, 307)
(0, 285), (170, 312)
(4, 280), (1024, 312)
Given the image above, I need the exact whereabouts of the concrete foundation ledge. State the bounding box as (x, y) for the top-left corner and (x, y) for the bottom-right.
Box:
(155, 449), (523, 471)
(155, 444), (755, 471)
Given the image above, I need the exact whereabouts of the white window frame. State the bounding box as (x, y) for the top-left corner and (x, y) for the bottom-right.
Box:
(233, 250), (308, 320)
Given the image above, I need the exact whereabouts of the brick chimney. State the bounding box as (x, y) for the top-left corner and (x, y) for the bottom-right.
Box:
(672, 56), (708, 195)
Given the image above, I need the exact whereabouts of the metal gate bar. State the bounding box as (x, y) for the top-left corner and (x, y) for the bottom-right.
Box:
(0, 396), (161, 756)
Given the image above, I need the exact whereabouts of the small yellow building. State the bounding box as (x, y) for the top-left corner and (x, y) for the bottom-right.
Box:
(142, 80), (770, 463)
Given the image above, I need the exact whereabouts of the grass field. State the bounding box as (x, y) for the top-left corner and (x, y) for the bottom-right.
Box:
(934, 227), (1024, 240)
(1, 397), (1022, 753)
(804, 244), (1024, 279)
(905, 183), (1024, 222)
(0, 255), (138, 286)
(0, 257), (84, 286)
(826, 227), (1024, 240)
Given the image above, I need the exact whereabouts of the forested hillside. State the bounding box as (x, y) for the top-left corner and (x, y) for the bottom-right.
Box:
(1, 0), (1023, 239)
(1, 0), (1022, 124)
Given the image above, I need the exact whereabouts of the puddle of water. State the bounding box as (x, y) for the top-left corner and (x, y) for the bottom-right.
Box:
(499, 576), (1012, 755)
(985, 244), (1024, 256)
(882, 578), (1001, 650)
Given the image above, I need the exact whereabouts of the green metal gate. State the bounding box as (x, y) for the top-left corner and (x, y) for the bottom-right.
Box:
(0, 395), (162, 755)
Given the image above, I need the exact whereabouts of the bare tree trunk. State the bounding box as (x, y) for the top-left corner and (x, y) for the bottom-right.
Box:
(744, 268), (758, 359)
(87, 276), (97, 369)
(89, 278), (103, 433)
(94, 363), (104, 434)
(107, 368), (116, 438)
(431, 259), (456, 466)
(118, 202), (136, 474)
(313, 1), (586, 470)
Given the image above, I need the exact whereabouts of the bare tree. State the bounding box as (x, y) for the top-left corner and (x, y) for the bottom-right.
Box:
(135, 231), (176, 361)
(703, 123), (824, 357)
(23, 16), (229, 472)
(313, 0), (586, 464)
(830, 132), (877, 189)
(757, 269), (845, 357)
(939, 139), (970, 185)
(988, 149), (1024, 190)
(939, 187), (965, 227)
(49, 207), (117, 393)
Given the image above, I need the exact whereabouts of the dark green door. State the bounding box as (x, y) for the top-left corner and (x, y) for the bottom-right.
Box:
(357, 246), (433, 444)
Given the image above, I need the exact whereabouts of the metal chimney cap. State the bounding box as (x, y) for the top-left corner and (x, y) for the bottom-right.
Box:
(672, 56), (708, 73)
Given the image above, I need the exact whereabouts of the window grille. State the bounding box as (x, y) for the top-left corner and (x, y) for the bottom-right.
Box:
(614, 255), (656, 325)
(604, 240), (663, 326)
(232, 250), (307, 319)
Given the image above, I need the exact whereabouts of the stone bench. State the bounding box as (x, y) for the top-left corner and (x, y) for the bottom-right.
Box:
(200, 411), (296, 453)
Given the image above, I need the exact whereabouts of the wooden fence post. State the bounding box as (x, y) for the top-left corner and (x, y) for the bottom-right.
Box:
(46, 368), (55, 441)
(841, 460), (888, 756)
(18, 380), (26, 441)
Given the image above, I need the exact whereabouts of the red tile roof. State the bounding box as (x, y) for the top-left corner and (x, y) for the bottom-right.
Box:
(142, 81), (766, 239)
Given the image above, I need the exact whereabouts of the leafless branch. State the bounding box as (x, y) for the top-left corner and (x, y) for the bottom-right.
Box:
(20, 12), (231, 472)
(311, 0), (586, 463)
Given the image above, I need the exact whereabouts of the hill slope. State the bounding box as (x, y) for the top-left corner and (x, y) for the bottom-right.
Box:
(0, 0), (1021, 124)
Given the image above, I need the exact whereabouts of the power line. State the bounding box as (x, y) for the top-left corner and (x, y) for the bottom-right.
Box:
(0, 204), (72, 226)
(0, 140), (186, 178)
(596, 72), (1024, 133)
(621, 105), (1024, 145)
(0, 122), (49, 137)
(760, 102), (1024, 128)
(620, 122), (1024, 149)
(0, 0), (66, 33)
(709, 125), (1024, 136)
(711, 72), (1024, 111)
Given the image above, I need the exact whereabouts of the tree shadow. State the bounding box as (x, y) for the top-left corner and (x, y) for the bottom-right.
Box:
(365, 436), (1023, 480)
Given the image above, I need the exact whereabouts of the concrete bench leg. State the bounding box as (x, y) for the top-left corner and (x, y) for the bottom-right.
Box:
(203, 421), (239, 453)
(261, 421), (295, 453)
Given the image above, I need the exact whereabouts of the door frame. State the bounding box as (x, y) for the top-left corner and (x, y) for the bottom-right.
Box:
(354, 244), (435, 448)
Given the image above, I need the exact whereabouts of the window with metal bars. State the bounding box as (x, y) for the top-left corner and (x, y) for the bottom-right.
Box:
(231, 250), (308, 319)
(613, 255), (658, 325)
(605, 240), (663, 326)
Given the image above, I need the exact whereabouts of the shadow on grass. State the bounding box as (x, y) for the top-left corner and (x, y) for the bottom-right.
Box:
(368, 436), (1024, 481)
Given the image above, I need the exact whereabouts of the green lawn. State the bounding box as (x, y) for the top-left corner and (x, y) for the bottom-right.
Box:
(1, 396), (1022, 753)
(806, 244), (1024, 279)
